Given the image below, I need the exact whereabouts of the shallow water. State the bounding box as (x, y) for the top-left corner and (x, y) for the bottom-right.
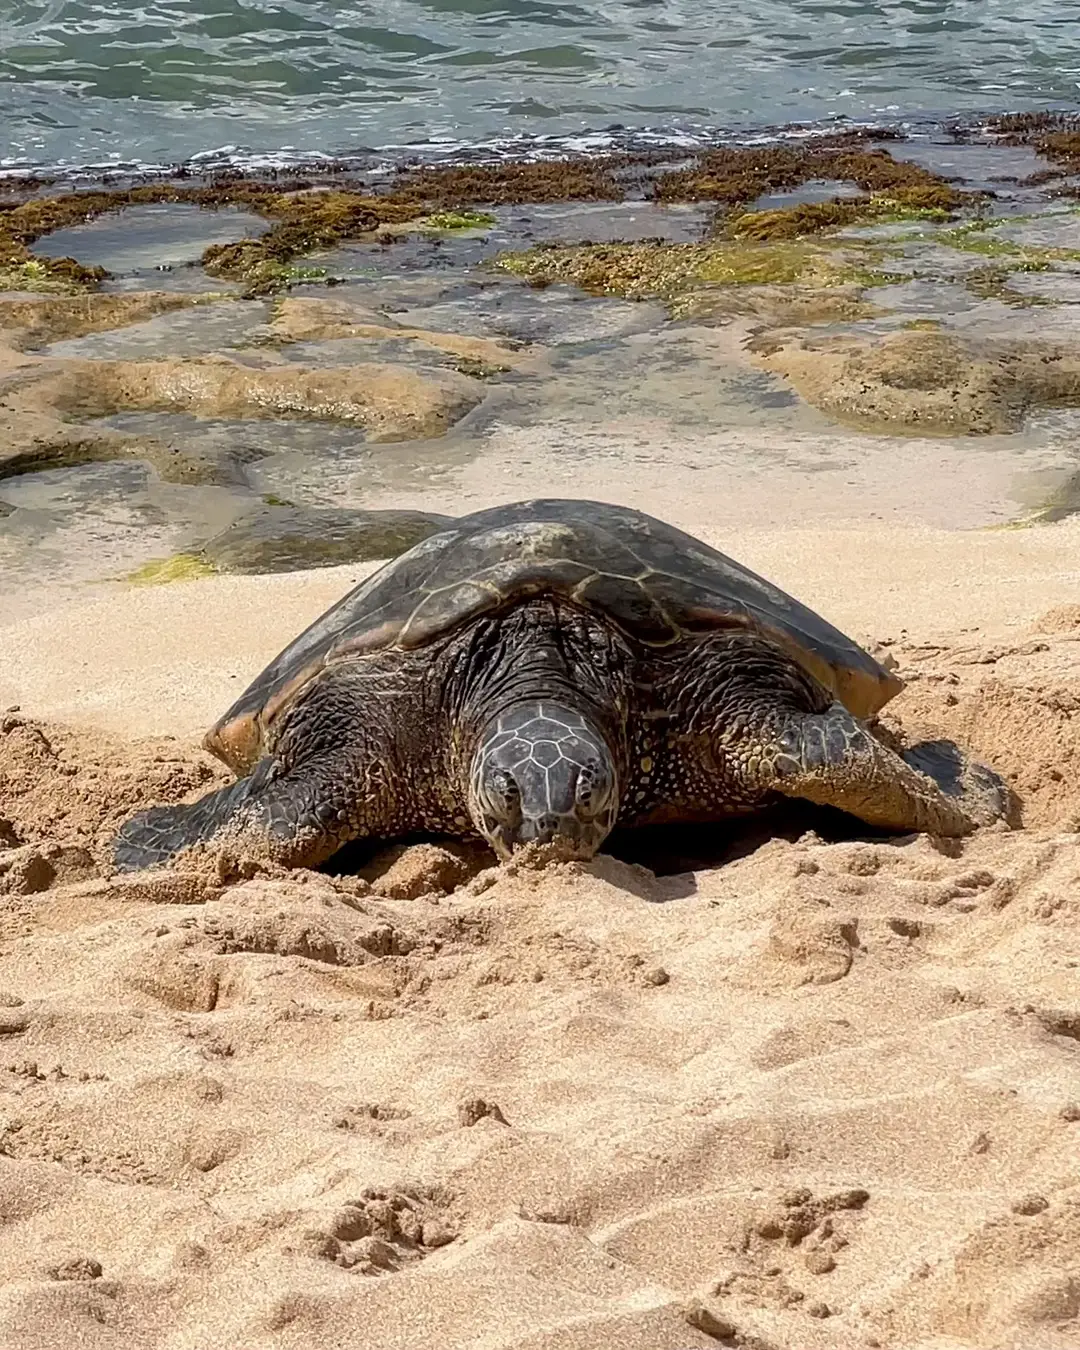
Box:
(33, 204), (268, 279)
(2, 2), (1079, 172)
(4, 183), (1080, 621)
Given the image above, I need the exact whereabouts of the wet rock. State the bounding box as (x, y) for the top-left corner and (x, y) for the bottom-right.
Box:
(752, 328), (1080, 435)
(198, 504), (452, 574)
(681, 281), (879, 326)
(54, 357), (483, 442)
(0, 347), (482, 488)
(135, 438), (267, 488)
(0, 292), (204, 352)
(267, 296), (529, 369)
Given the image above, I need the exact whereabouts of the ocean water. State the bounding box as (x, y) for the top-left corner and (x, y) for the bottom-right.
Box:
(1, 1), (1078, 173)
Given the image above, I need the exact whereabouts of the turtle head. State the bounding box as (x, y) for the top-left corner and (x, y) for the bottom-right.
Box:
(469, 701), (619, 861)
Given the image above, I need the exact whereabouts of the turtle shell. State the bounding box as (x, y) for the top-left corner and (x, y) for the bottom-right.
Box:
(206, 498), (903, 773)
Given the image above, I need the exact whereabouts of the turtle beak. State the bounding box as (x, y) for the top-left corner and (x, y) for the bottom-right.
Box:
(475, 787), (618, 863)
(513, 809), (613, 859)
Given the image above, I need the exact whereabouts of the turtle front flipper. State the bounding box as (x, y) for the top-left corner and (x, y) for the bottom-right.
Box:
(764, 704), (1009, 837)
(114, 754), (361, 872)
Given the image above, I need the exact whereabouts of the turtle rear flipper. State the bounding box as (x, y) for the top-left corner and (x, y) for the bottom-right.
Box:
(766, 704), (1009, 837)
(113, 755), (359, 872)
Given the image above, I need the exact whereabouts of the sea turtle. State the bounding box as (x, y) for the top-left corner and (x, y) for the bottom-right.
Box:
(114, 498), (1006, 871)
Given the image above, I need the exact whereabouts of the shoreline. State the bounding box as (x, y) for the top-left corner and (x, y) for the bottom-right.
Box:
(0, 107), (1073, 186)
(4, 105), (1080, 184)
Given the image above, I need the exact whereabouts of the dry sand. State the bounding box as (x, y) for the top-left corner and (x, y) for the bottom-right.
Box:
(0, 510), (1078, 1350)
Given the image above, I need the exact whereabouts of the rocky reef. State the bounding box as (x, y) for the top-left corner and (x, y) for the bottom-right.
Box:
(749, 328), (1080, 436)
(3, 130), (1080, 593)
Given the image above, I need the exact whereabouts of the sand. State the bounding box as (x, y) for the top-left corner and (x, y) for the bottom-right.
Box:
(0, 512), (1078, 1350)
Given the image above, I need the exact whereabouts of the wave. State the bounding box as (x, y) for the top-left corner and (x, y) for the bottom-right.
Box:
(0, 111), (1029, 184)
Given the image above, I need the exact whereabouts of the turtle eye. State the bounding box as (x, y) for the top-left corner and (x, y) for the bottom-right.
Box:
(575, 760), (610, 816)
(485, 768), (522, 821)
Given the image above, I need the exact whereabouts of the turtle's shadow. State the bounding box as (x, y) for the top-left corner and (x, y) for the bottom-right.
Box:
(603, 800), (889, 898)
(323, 800), (887, 903)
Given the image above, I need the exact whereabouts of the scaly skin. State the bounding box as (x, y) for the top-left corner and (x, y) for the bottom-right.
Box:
(113, 598), (1006, 871)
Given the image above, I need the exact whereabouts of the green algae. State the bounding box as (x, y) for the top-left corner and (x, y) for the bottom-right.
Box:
(938, 225), (1080, 265)
(126, 553), (217, 586)
(451, 356), (511, 379)
(496, 237), (907, 312)
(900, 318), (944, 331)
(730, 194), (953, 243)
(271, 264), (330, 281)
(964, 263), (1056, 308)
(0, 259), (91, 295)
(422, 210), (497, 231)
(919, 222), (1080, 307)
(228, 260), (332, 291)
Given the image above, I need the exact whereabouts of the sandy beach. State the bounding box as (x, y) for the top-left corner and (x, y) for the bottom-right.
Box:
(0, 505), (1078, 1350)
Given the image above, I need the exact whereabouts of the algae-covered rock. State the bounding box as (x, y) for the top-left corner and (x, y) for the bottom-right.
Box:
(753, 328), (1080, 435)
(729, 193), (953, 241)
(122, 507), (451, 584)
(678, 282), (880, 326)
(496, 238), (902, 315)
(0, 146), (960, 302)
(0, 413), (255, 490)
(421, 210), (497, 231)
(199, 505), (452, 574)
(137, 438), (266, 488)
(392, 161), (623, 207)
(652, 142), (964, 211)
